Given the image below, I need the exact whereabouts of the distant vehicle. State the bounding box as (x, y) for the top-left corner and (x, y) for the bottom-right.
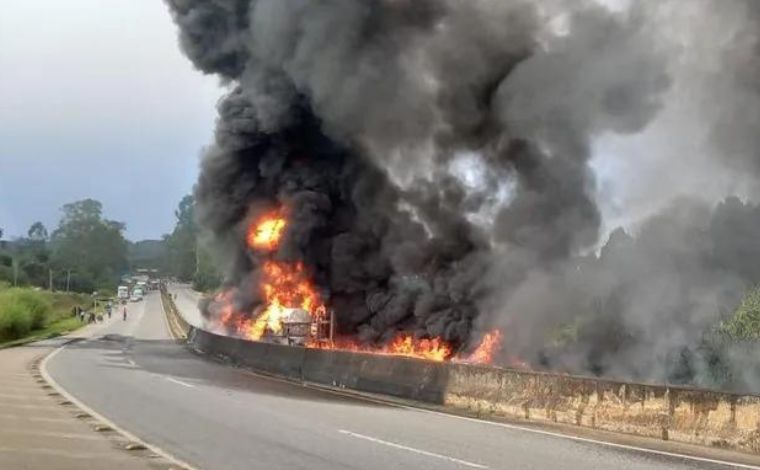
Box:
(118, 285), (129, 300)
(128, 288), (144, 302)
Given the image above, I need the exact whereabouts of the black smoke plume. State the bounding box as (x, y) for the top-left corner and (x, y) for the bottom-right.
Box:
(165, 0), (666, 352)
(167, 0), (760, 391)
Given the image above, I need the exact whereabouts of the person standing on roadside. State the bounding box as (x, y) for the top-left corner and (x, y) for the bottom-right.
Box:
(122, 304), (128, 321)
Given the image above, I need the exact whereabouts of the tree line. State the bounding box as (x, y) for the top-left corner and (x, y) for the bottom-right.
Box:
(0, 196), (220, 294)
(0, 199), (128, 293)
(161, 194), (221, 291)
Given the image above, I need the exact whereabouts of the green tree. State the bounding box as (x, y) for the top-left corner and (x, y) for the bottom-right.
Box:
(27, 222), (48, 242)
(716, 287), (760, 340)
(50, 199), (128, 291)
(164, 195), (198, 281)
(161, 195), (221, 290)
(193, 241), (221, 291)
(19, 222), (51, 287)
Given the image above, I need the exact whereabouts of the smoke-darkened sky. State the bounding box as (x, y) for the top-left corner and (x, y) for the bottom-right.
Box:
(0, 0), (224, 241)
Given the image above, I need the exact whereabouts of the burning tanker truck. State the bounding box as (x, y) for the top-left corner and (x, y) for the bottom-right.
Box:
(205, 208), (502, 362)
(168, 0), (668, 370)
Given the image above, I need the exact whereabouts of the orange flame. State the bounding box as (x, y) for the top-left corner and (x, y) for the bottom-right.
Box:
(454, 330), (503, 364)
(248, 261), (325, 340)
(247, 212), (287, 251)
(313, 334), (454, 362)
(212, 208), (507, 366)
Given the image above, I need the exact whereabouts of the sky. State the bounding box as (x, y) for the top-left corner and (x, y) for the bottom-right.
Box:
(0, 0), (225, 241)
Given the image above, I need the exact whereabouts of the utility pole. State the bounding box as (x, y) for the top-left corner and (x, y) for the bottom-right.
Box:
(66, 270), (71, 293)
(12, 257), (18, 287)
(49, 268), (53, 292)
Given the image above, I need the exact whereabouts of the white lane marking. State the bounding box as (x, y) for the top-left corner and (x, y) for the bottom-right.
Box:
(338, 429), (488, 469)
(42, 340), (199, 470)
(166, 377), (196, 389)
(126, 359), (137, 367)
(395, 405), (760, 470)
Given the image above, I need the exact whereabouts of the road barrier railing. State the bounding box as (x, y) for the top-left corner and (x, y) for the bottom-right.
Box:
(185, 325), (760, 456)
(160, 288), (191, 339)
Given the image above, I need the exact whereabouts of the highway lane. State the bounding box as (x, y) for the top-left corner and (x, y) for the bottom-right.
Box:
(168, 284), (204, 327)
(45, 291), (756, 470)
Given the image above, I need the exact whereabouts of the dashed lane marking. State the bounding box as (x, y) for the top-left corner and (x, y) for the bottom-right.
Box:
(338, 429), (488, 469)
(166, 377), (196, 389)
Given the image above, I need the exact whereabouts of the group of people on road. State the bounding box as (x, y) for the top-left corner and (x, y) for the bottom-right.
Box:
(73, 300), (129, 324)
(73, 306), (100, 324)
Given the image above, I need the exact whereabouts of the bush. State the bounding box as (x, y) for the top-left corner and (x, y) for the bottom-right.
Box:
(716, 286), (760, 340)
(0, 265), (13, 284)
(0, 289), (53, 340)
(0, 303), (33, 340)
(11, 290), (52, 329)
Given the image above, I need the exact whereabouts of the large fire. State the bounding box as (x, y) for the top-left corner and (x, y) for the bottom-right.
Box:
(213, 210), (504, 365)
(243, 211), (326, 340)
(247, 212), (287, 251)
(250, 261), (326, 340)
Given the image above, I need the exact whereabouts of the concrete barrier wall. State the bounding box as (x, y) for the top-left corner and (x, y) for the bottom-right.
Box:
(189, 327), (449, 403)
(185, 325), (760, 455)
(301, 348), (449, 403)
(160, 289), (191, 339)
(445, 363), (760, 454)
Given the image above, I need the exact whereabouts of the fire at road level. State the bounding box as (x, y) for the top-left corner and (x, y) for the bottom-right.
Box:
(210, 211), (503, 364)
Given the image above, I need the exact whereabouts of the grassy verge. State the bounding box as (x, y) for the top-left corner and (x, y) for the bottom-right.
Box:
(0, 287), (90, 348)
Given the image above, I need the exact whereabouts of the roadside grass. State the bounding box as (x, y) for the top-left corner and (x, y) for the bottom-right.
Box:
(0, 287), (89, 348)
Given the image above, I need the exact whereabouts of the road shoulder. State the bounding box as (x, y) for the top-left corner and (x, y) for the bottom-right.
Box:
(0, 337), (177, 469)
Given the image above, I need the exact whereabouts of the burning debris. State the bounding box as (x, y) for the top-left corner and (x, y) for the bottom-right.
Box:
(167, 0), (760, 387)
(210, 211), (503, 363)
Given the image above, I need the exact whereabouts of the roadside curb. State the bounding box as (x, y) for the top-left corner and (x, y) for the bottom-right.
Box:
(39, 332), (199, 470)
(0, 331), (68, 350)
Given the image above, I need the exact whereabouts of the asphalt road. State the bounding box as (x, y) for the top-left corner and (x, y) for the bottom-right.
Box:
(168, 284), (203, 328)
(45, 291), (758, 470)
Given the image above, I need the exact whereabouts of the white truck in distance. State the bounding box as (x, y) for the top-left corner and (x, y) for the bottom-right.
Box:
(118, 285), (129, 300)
